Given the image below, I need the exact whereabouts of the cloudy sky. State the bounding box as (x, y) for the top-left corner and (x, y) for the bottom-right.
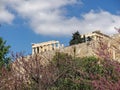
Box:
(0, 0), (120, 54)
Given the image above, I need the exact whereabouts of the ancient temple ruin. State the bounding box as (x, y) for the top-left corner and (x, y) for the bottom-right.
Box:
(32, 40), (63, 54)
(81, 30), (110, 41)
(31, 31), (120, 60)
(80, 30), (120, 60)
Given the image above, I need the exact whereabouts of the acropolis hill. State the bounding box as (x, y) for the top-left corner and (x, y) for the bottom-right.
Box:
(12, 30), (120, 77)
(31, 30), (120, 64)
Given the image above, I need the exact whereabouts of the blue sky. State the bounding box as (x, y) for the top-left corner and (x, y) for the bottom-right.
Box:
(0, 0), (120, 54)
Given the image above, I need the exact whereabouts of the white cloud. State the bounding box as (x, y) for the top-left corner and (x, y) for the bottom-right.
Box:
(79, 10), (120, 35)
(0, 1), (14, 24)
(0, 0), (120, 36)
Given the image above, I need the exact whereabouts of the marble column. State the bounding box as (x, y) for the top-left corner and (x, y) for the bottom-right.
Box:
(39, 46), (42, 53)
(94, 35), (97, 41)
(48, 44), (52, 51)
(37, 47), (39, 53)
(32, 48), (35, 54)
(35, 47), (37, 54)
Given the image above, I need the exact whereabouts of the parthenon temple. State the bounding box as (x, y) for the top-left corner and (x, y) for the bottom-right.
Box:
(81, 30), (110, 41)
(32, 40), (63, 54)
(81, 30), (120, 60)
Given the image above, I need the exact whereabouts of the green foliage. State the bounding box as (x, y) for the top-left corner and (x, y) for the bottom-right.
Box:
(76, 57), (104, 75)
(52, 52), (72, 69)
(0, 37), (11, 69)
(69, 31), (83, 45)
(50, 52), (120, 90)
(51, 53), (95, 90)
(50, 78), (92, 90)
(69, 31), (92, 46)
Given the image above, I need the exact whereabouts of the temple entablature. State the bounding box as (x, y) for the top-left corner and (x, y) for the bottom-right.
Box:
(32, 40), (64, 54)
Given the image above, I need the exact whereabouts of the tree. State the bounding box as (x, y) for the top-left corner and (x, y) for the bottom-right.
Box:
(0, 37), (11, 69)
(0, 50), (120, 90)
(69, 31), (82, 45)
(82, 35), (86, 43)
(87, 36), (92, 41)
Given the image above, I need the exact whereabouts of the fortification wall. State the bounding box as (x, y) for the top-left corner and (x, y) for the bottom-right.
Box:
(60, 41), (95, 58)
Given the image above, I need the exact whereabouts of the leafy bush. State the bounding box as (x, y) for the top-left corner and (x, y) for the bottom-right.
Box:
(51, 52), (120, 90)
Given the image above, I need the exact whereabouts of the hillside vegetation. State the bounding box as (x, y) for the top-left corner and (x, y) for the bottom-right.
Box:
(0, 31), (120, 90)
(0, 51), (120, 90)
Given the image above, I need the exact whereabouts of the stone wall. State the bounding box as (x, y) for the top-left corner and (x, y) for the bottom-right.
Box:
(60, 41), (95, 58)
(32, 36), (120, 62)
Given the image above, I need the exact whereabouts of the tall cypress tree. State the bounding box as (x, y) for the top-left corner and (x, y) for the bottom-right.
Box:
(69, 31), (82, 45)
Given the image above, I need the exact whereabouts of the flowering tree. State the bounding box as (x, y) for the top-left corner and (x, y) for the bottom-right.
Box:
(91, 29), (120, 90)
